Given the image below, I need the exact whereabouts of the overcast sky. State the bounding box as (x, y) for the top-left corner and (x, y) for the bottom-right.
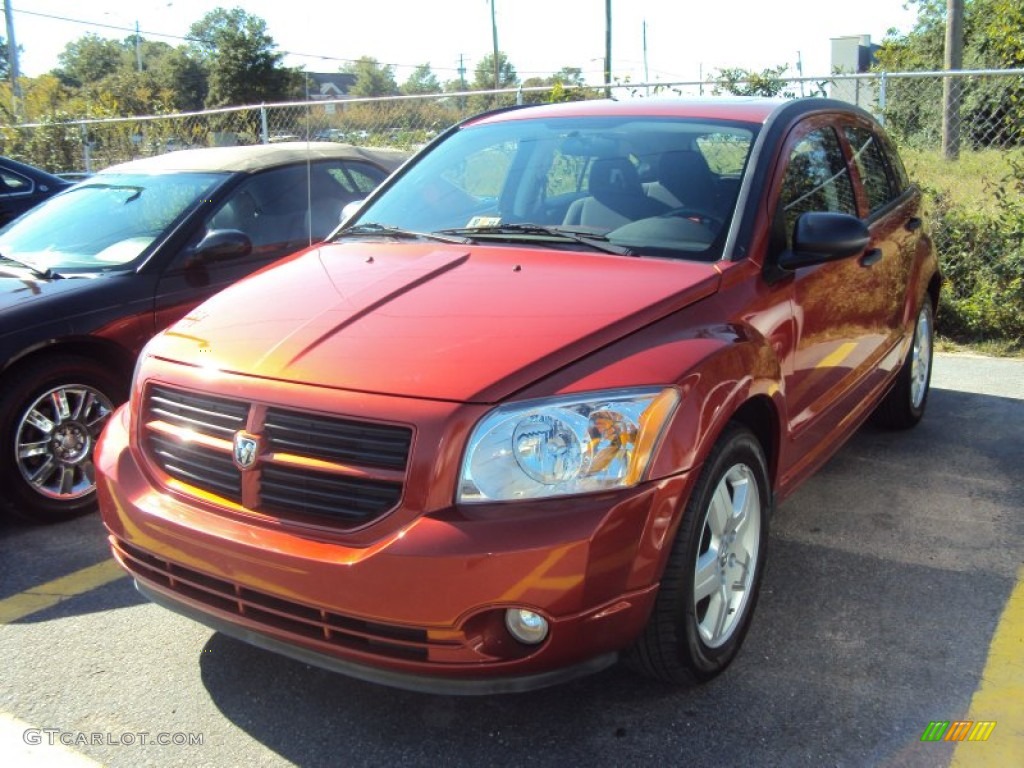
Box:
(13, 0), (920, 85)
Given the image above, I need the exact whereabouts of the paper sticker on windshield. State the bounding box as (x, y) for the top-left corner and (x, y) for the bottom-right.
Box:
(466, 216), (501, 228)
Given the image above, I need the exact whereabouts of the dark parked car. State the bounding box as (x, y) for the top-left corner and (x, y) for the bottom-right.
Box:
(0, 142), (408, 523)
(97, 98), (939, 693)
(0, 156), (74, 227)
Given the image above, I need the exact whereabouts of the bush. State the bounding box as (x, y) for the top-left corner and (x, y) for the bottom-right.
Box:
(922, 154), (1024, 351)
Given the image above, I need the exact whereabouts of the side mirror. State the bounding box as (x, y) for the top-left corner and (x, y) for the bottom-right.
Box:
(778, 212), (870, 271)
(192, 229), (252, 263)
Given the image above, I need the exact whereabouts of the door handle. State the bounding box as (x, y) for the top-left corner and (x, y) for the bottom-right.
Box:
(905, 217), (922, 232)
(860, 248), (883, 267)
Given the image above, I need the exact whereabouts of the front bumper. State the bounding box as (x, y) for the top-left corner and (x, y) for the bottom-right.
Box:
(134, 577), (617, 695)
(97, 404), (694, 693)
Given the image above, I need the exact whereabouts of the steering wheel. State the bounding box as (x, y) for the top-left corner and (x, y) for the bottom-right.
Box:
(660, 207), (725, 233)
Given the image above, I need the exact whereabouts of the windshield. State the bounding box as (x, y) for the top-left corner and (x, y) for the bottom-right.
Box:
(0, 171), (226, 272)
(350, 115), (757, 260)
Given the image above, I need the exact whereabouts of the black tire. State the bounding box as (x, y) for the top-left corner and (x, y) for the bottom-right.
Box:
(874, 295), (934, 430)
(627, 424), (770, 684)
(0, 355), (126, 524)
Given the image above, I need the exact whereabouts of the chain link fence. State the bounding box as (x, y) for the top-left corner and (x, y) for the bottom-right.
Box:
(4, 70), (1021, 172)
(2, 69), (1022, 345)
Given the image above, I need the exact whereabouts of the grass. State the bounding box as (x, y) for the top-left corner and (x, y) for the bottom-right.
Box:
(936, 335), (1024, 359)
(902, 147), (1024, 215)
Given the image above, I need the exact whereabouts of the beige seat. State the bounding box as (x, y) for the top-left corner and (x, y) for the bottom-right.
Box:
(563, 157), (670, 230)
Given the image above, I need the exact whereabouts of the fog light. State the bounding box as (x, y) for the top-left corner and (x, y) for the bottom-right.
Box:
(505, 608), (549, 645)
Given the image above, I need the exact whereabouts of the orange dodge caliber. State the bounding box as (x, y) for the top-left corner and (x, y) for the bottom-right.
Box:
(97, 98), (940, 694)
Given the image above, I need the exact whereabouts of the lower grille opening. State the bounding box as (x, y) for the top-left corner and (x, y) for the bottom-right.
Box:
(116, 539), (432, 663)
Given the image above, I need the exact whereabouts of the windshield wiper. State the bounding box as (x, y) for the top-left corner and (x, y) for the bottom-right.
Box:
(337, 223), (470, 245)
(0, 253), (61, 280)
(437, 223), (633, 256)
(78, 182), (144, 195)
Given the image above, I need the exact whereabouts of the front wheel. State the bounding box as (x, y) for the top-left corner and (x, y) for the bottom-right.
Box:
(627, 424), (770, 684)
(873, 295), (934, 429)
(0, 356), (124, 523)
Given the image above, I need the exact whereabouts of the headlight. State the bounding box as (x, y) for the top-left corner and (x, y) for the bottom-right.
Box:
(458, 387), (679, 503)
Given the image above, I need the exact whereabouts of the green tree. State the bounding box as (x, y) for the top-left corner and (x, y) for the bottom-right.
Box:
(875, 0), (1024, 147)
(401, 63), (440, 95)
(876, 0), (1024, 71)
(56, 34), (126, 87)
(0, 36), (9, 79)
(520, 66), (593, 104)
(469, 52), (517, 109)
(344, 56), (399, 97)
(472, 52), (517, 91)
(188, 7), (298, 107)
(710, 65), (792, 97)
(143, 43), (208, 112)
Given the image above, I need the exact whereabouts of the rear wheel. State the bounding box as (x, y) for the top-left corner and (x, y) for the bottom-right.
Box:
(874, 296), (933, 429)
(627, 424), (770, 684)
(0, 356), (124, 523)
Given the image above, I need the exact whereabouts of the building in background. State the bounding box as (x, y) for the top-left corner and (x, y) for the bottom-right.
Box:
(830, 35), (881, 110)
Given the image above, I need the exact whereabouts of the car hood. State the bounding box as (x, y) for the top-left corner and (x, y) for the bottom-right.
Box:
(156, 241), (721, 402)
(0, 270), (100, 316)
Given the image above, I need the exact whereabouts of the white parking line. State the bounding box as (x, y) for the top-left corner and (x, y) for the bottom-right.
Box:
(0, 713), (101, 768)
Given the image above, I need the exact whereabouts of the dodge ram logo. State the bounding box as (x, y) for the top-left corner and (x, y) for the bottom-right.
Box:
(233, 432), (260, 470)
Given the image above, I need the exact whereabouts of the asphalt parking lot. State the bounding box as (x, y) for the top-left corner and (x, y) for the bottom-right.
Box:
(1, 352), (1021, 767)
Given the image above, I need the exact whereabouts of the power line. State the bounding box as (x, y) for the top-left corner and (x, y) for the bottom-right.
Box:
(11, 6), (582, 80)
(13, 8), (196, 44)
(9, 7), (471, 74)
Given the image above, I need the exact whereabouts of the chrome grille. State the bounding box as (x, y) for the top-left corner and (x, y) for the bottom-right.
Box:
(148, 385), (248, 437)
(142, 384), (410, 527)
(148, 433), (242, 501)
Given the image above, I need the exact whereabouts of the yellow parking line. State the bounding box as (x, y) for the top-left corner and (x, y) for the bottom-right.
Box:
(0, 560), (126, 624)
(815, 341), (858, 369)
(951, 565), (1024, 766)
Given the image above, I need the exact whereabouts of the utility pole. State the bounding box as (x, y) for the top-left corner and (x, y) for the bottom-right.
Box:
(135, 20), (143, 73)
(604, 0), (612, 98)
(3, 0), (22, 114)
(490, 0), (500, 104)
(942, 0), (964, 160)
(457, 53), (467, 110)
(642, 19), (649, 95)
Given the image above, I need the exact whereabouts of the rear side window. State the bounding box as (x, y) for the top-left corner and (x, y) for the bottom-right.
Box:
(695, 133), (751, 176)
(0, 169), (31, 195)
(779, 127), (857, 246)
(844, 126), (899, 215)
(332, 162), (387, 197)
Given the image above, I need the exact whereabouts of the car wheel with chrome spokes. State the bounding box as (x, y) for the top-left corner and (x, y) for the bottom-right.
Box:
(627, 423), (770, 684)
(874, 295), (934, 429)
(0, 356), (124, 523)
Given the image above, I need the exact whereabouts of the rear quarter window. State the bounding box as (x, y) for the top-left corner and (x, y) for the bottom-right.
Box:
(696, 133), (751, 176)
(442, 140), (516, 199)
(844, 125), (900, 215)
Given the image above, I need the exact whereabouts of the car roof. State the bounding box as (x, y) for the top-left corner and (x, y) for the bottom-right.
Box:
(466, 97), (868, 128)
(101, 142), (410, 175)
(0, 155), (73, 186)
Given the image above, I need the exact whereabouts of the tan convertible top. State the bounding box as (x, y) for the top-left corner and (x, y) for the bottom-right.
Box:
(102, 142), (410, 175)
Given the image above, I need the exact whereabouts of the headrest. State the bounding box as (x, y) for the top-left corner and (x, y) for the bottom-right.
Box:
(589, 157), (643, 199)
